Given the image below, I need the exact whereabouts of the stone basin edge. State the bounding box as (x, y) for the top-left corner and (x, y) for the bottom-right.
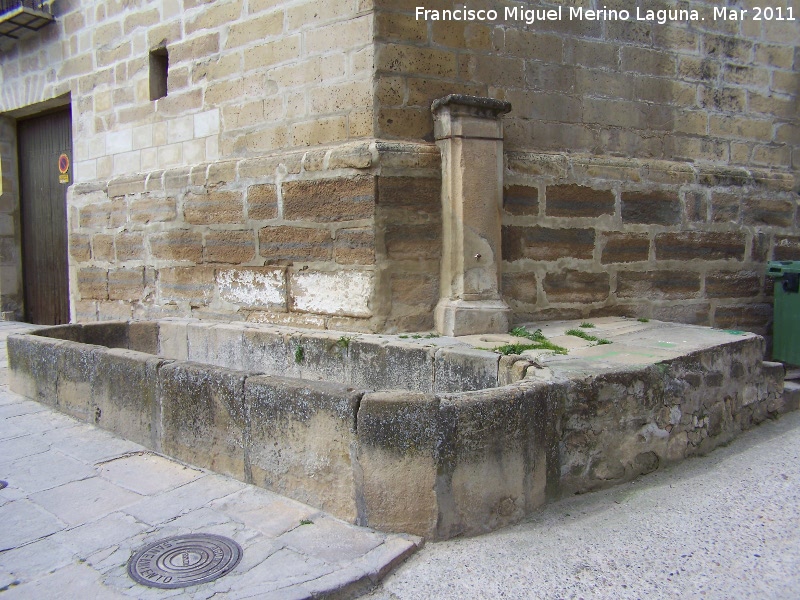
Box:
(6, 319), (793, 540)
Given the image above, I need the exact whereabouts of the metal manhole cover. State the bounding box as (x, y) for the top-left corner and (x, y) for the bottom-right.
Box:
(127, 534), (242, 589)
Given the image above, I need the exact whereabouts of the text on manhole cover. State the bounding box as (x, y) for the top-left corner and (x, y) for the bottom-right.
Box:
(127, 533), (242, 589)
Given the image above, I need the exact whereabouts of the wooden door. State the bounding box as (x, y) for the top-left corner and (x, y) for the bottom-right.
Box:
(17, 108), (72, 325)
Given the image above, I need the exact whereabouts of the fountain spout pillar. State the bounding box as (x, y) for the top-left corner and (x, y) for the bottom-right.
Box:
(431, 95), (512, 337)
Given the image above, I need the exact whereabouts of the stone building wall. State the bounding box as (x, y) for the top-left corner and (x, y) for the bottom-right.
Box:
(500, 152), (797, 335)
(1, 0), (374, 180)
(0, 119), (22, 316)
(1, 0), (798, 333)
(374, 0), (798, 334)
(69, 141), (442, 332)
(375, 0), (798, 167)
(0, 0), (378, 326)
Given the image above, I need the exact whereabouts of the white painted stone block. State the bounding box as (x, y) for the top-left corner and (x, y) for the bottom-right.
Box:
(290, 270), (372, 317)
(206, 135), (220, 161)
(218, 268), (286, 310)
(87, 135), (106, 159)
(158, 143), (182, 169)
(141, 147), (158, 171)
(73, 138), (88, 161)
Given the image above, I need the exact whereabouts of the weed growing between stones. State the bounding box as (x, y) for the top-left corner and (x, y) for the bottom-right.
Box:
(492, 342), (542, 355)
(294, 346), (304, 363)
(580, 322), (596, 328)
(565, 328), (611, 345)
(497, 327), (569, 355)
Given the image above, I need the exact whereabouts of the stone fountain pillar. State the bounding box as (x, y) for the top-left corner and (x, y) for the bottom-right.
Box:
(431, 94), (512, 336)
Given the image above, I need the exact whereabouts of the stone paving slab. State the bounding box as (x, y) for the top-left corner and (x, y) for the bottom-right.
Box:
(456, 317), (757, 374)
(0, 323), (421, 599)
(506, 317), (760, 374)
(98, 452), (204, 495)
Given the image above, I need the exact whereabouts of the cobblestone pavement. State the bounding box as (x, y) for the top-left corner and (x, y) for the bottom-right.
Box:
(0, 323), (420, 599)
(364, 410), (800, 599)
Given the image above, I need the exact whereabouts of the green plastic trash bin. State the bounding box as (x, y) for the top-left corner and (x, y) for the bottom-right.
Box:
(767, 260), (800, 365)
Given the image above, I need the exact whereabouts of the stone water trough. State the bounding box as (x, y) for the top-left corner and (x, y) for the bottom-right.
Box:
(7, 317), (796, 540)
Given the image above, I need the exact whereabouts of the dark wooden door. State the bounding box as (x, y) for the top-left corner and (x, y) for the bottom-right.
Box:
(17, 108), (72, 325)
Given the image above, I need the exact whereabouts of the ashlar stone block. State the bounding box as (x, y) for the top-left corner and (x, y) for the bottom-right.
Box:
(55, 341), (103, 422)
(436, 386), (543, 539)
(348, 338), (435, 392)
(434, 347), (499, 393)
(356, 391), (440, 537)
(246, 376), (363, 521)
(7, 334), (62, 407)
(159, 362), (248, 481)
(93, 348), (169, 449)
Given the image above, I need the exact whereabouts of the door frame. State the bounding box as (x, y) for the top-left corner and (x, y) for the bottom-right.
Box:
(16, 101), (74, 325)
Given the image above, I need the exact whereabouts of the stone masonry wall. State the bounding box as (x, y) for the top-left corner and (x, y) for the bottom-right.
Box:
(55, 138), (800, 334)
(0, 0), (373, 183)
(553, 340), (787, 498)
(3, 0), (798, 332)
(0, 118), (22, 316)
(375, 0), (799, 168)
(373, 1), (798, 336)
(69, 141), (443, 332)
(501, 152), (797, 335)
(1, 0), (374, 323)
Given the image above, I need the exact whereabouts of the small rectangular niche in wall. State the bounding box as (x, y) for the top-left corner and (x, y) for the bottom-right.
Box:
(149, 47), (168, 101)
